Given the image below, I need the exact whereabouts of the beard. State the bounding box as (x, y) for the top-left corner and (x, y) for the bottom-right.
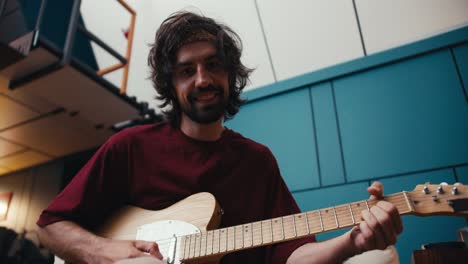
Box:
(180, 85), (227, 124)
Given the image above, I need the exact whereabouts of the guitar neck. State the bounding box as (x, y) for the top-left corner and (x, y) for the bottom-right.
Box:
(180, 192), (413, 261)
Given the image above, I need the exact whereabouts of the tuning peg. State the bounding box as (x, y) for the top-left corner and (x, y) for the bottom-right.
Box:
(423, 185), (430, 194)
(452, 186), (459, 195)
(440, 182), (448, 185)
(437, 185), (444, 194)
(454, 182), (463, 186)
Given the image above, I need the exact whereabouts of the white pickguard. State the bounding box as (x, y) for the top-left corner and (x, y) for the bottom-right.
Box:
(136, 220), (200, 264)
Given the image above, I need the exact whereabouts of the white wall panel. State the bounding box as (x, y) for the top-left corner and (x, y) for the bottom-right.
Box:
(80, 0), (132, 88)
(256, 0), (364, 81)
(80, 0), (130, 61)
(356, 0), (468, 54)
(124, 0), (162, 111)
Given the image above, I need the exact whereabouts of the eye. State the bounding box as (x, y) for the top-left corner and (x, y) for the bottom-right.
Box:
(178, 66), (195, 77)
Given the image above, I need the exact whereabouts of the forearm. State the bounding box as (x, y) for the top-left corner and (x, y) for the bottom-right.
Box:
(287, 230), (359, 264)
(37, 221), (104, 264)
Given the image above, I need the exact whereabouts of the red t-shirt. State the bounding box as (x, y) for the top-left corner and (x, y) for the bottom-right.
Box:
(37, 122), (315, 263)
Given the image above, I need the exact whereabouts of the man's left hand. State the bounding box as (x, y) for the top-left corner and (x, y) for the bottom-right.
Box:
(348, 181), (403, 253)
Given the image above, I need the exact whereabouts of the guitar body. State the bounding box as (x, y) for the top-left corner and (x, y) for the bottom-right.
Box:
(95, 192), (224, 264)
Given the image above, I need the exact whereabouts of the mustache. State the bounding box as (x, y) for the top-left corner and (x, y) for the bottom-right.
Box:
(189, 85), (224, 98)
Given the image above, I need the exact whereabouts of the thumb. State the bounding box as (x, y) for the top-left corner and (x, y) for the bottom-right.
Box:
(367, 181), (384, 200)
(134, 241), (163, 260)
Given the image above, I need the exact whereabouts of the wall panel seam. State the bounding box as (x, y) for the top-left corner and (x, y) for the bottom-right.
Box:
(0, 136), (54, 158)
(449, 48), (468, 103)
(330, 81), (347, 183)
(14, 172), (28, 231)
(308, 87), (322, 187)
(253, 0), (277, 82)
(351, 0), (367, 56)
(291, 162), (468, 194)
(245, 37), (468, 103)
(0, 148), (29, 160)
(22, 167), (37, 231)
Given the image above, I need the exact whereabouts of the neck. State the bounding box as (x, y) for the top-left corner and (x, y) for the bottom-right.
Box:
(180, 115), (224, 141)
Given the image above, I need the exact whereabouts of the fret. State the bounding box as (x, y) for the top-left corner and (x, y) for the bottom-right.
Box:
(332, 207), (339, 228)
(403, 192), (414, 213)
(200, 231), (207, 256)
(194, 233), (201, 257)
(348, 204), (355, 224)
(318, 210), (324, 232)
(252, 221), (262, 246)
(206, 231), (213, 255)
(271, 217), (284, 242)
(294, 213), (309, 236)
(227, 227), (235, 251)
(219, 228), (227, 252)
(243, 224), (253, 247)
(212, 230), (220, 254)
(292, 216), (297, 236)
(234, 225), (243, 249)
(321, 208), (338, 231)
(282, 215), (296, 239)
(305, 212), (311, 234)
(336, 205), (354, 228)
(350, 201), (365, 224)
(261, 220), (273, 244)
(305, 211), (323, 233)
(180, 191), (418, 256)
(189, 234), (196, 258)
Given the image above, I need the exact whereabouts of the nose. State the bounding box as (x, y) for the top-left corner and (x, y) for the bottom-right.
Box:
(195, 64), (213, 88)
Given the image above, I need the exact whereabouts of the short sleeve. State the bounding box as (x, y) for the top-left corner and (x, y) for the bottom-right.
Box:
(37, 133), (131, 229)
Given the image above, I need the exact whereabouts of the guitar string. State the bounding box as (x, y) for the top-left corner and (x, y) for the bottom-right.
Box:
(144, 193), (460, 253)
(141, 195), (443, 250)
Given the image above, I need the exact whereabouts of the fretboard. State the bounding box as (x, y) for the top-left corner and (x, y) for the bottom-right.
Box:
(179, 192), (414, 261)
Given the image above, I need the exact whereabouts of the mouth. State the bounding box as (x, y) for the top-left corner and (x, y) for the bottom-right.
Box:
(194, 91), (220, 103)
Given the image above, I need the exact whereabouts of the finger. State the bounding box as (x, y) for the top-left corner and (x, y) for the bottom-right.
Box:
(370, 205), (397, 246)
(377, 201), (403, 234)
(356, 221), (375, 252)
(134, 241), (163, 260)
(361, 209), (386, 250)
(367, 181), (384, 200)
(349, 227), (364, 254)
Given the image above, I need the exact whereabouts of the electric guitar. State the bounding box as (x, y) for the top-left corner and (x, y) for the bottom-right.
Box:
(95, 183), (467, 264)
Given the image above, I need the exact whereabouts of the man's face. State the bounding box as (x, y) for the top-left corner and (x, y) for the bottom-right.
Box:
(172, 41), (229, 124)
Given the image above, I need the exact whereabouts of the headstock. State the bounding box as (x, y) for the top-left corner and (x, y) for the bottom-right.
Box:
(408, 183), (468, 217)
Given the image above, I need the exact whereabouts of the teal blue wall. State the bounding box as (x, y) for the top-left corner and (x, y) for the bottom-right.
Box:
(227, 26), (468, 263)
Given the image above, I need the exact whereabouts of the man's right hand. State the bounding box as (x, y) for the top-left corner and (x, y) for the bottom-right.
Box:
(89, 238), (163, 264)
(37, 221), (164, 264)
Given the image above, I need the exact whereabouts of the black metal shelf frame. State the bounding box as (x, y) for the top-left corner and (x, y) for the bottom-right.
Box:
(8, 0), (127, 90)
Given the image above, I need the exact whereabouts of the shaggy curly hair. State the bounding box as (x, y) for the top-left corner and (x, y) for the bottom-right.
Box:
(148, 11), (253, 126)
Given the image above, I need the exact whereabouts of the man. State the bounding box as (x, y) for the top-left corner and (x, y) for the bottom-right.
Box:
(37, 12), (402, 264)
